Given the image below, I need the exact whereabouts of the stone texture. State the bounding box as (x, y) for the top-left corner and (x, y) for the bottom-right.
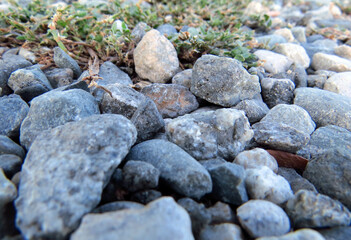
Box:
(0, 154), (22, 178)
(334, 44), (351, 61)
(234, 148), (278, 173)
(141, 83), (199, 118)
(43, 68), (74, 88)
(53, 47), (81, 78)
(286, 190), (351, 228)
(0, 135), (25, 159)
(131, 22), (149, 43)
(307, 74), (327, 88)
(71, 197), (194, 240)
(274, 43), (310, 68)
(166, 108), (253, 160)
(190, 54), (261, 107)
(272, 63), (308, 88)
(15, 114), (137, 240)
(20, 89), (99, 150)
(312, 52), (351, 72)
(237, 200), (290, 238)
(260, 78), (295, 108)
(207, 201), (236, 224)
(254, 50), (293, 74)
(292, 26), (307, 43)
(92, 201), (144, 213)
(126, 139), (212, 199)
(172, 69), (192, 89)
(0, 94), (29, 139)
(199, 223), (244, 240)
(323, 71), (351, 98)
(233, 99), (269, 124)
(156, 23), (177, 36)
(294, 87), (351, 131)
(134, 29), (179, 83)
(278, 167), (317, 193)
(257, 229), (325, 240)
(274, 28), (295, 42)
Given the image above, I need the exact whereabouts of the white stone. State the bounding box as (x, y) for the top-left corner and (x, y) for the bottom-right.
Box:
(233, 148), (278, 173)
(324, 72), (351, 98)
(256, 228), (325, 240)
(312, 53), (351, 72)
(254, 50), (293, 74)
(334, 45), (351, 61)
(273, 28), (295, 42)
(243, 1), (268, 16)
(274, 43), (310, 69)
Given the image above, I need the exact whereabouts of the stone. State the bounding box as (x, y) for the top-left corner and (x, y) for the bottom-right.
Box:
(7, 66), (53, 102)
(278, 168), (317, 193)
(0, 154), (22, 179)
(257, 229), (325, 240)
(307, 74), (327, 88)
(291, 26), (307, 43)
(71, 197), (194, 240)
(243, 1), (268, 15)
(312, 52), (351, 72)
(43, 68), (74, 88)
(99, 84), (164, 142)
(191, 54), (261, 107)
(0, 94), (29, 139)
(237, 200), (290, 238)
(233, 99), (269, 124)
(334, 45), (351, 61)
(141, 83), (199, 118)
(53, 47), (81, 78)
(234, 148), (278, 173)
(92, 201), (144, 213)
(259, 104), (316, 134)
(207, 201), (236, 224)
(156, 23), (177, 36)
(15, 114), (137, 240)
(273, 28), (295, 42)
(314, 19), (351, 30)
(260, 78), (295, 108)
(318, 226), (351, 240)
(301, 42), (335, 59)
(324, 71), (351, 98)
(165, 108), (253, 160)
(122, 160), (159, 192)
(312, 39), (338, 49)
(294, 87), (351, 131)
(255, 34), (287, 49)
(126, 139), (212, 199)
(134, 29), (179, 83)
(18, 47), (36, 63)
(254, 50), (293, 74)
(286, 190), (351, 228)
(199, 223), (244, 240)
(131, 22), (149, 43)
(130, 189), (162, 204)
(20, 89), (99, 150)
(172, 69), (192, 89)
(0, 135), (25, 159)
(272, 63), (308, 88)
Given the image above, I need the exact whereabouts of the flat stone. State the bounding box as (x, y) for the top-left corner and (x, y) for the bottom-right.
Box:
(20, 89), (99, 150)
(324, 71), (351, 98)
(257, 229), (325, 240)
(172, 69), (192, 89)
(0, 135), (25, 159)
(15, 114), (137, 240)
(0, 154), (22, 179)
(0, 94), (29, 139)
(260, 78), (295, 108)
(166, 108), (253, 160)
(286, 190), (351, 228)
(315, 19), (351, 30)
(199, 223), (244, 240)
(294, 87), (351, 131)
(301, 42), (335, 59)
(71, 197), (194, 240)
(312, 39), (338, 49)
(141, 83), (199, 118)
(334, 45), (351, 61)
(274, 43), (310, 68)
(233, 99), (269, 124)
(43, 68), (74, 88)
(312, 52), (351, 72)
(156, 23), (177, 36)
(234, 148), (278, 173)
(278, 167), (317, 193)
(190, 54), (261, 107)
(53, 47), (81, 79)
(254, 50), (293, 74)
(92, 201), (144, 213)
(126, 139), (212, 199)
(237, 200), (290, 238)
(134, 29), (179, 83)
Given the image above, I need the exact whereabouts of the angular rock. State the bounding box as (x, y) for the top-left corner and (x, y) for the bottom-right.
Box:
(286, 190), (351, 228)
(0, 135), (25, 159)
(237, 200), (290, 238)
(71, 197), (194, 240)
(257, 229), (325, 240)
(92, 201), (144, 213)
(334, 44), (351, 61)
(0, 154), (22, 178)
(260, 78), (295, 108)
(20, 89), (99, 149)
(207, 201), (236, 225)
(312, 52), (351, 72)
(130, 189), (162, 204)
(0, 94), (29, 139)
(141, 83), (199, 118)
(233, 99), (269, 124)
(134, 29), (179, 83)
(199, 223), (244, 240)
(234, 148), (278, 173)
(254, 50), (293, 74)
(294, 87), (351, 131)
(191, 54), (260, 107)
(272, 63), (308, 88)
(166, 108), (253, 160)
(126, 139), (212, 199)
(172, 69), (192, 89)
(278, 167), (317, 193)
(15, 114), (137, 240)
(53, 47), (81, 78)
(324, 71), (351, 98)
(156, 23), (177, 36)
(274, 43), (310, 68)
(43, 68), (74, 88)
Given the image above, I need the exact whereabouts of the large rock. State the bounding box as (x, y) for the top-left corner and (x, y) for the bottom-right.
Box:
(134, 29), (179, 83)
(166, 108), (253, 160)
(20, 89), (99, 150)
(71, 197), (194, 240)
(126, 139), (212, 199)
(254, 50), (293, 74)
(274, 43), (310, 68)
(312, 52), (351, 72)
(190, 54), (261, 107)
(323, 71), (351, 98)
(15, 114), (137, 240)
(294, 87), (351, 131)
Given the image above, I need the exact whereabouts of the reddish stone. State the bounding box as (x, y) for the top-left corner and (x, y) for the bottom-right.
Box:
(267, 149), (308, 172)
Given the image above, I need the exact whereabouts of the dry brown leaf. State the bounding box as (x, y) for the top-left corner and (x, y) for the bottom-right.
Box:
(266, 149), (308, 172)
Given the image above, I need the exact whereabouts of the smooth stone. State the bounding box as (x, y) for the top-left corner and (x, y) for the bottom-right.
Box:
(0, 135), (25, 159)
(172, 69), (192, 89)
(254, 50), (293, 74)
(199, 223), (244, 240)
(131, 22), (149, 43)
(318, 226), (351, 240)
(43, 68), (74, 88)
(312, 39), (338, 49)
(237, 200), (290, 238)
(291, 26), (307, 43)
(273, 28), (295, 42)
(156, 23), (178, 36)
(53, 47), (81, 78)
(71, 197), (194, 240)
(301, 42), (335, 59)
(234, 148), (278, 173)
(315, 19), (351, 30)
(207, 201), (236, 224)
(130, 189), (162, 204)
(190, 54), (261, 107)
(275, 43), (310, 69)
(286, 190), (351, 228)
(255, 34), (287, 49)
(126, 139), (212, 199)
(277, 167), (317, 193)
(334, 45), (351, 61)
(324, 71), (351, 98)
(257, 229), (325, 240)
(18, 48), (36, 63)
(92, 201), (144, 213)
(312, 52), (351, 72)
(0, 154), (22, 179)
(260, 78), (295, 108)
(15, 114), (137, 240)
(233, 99), (269, 124)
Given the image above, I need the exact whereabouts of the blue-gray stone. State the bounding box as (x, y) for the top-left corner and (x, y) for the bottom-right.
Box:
(53, 47), (82, 79)
(157, 24), (178, 36)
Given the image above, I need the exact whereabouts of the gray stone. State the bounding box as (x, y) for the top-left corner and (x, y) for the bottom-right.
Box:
(237, 200), (290, 238)
(53, 47), (81, 78)
(207, 201), (236, 225)
(286, 190), (351, 228)
(0, 94), (29, 139)
(99, 84), (164, 142)
(0, 135), (25, 159)
(257, 229), (325, 240)
(7, 66), (53, 102)
(122, 160), (159, 192)
(156, 23), (178, 36)
(324, 71), (351, 98)
(273, 63), (308, 88)
(234, 148), (278, 173)
(294, 87), (351, 131)
(312, 39), (338, 49)
(130, 189), (162, 204)
(0, 154), (22, 179)
(20, 89), (99, 150)
(199, 223), (244, 240)
(254, 50), (293, 74)
(126, 139), (212, 199)
(18, 47), (36, 63)
(71, 197), (194, 240)
(134, 29), (179, 83)
(191, 54), (261, 107)
(141, 83), (199, 118)
(233, 99), (269, 123)
(307, 74), (327, 88)
(334, 45), (351, 61)
(131, 22), (149, 43)
(312, 53), (351, 72)
(92, 201), (144, 213)
(278, 167), (317, 194)
(274, 43), (310, 69)
(43, 68), (74, 88)
(166, 108), (253, 160)
(253, 121), (310, 153)
(15, 114), (137, 240)
(260, 78), (295, 108)
(315, 19), (351, 30)
(172, 69), (192, 89)
(318, 226), (351, 240)
(291, 26), (307, 43)
(301, 42), (335, 60)
(255, 34), (287, 49)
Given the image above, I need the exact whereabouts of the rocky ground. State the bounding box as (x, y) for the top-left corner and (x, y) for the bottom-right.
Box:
(1, 0), (351, 239)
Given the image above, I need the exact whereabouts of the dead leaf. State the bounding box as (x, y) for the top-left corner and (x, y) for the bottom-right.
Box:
(266, 149), (308, 172)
